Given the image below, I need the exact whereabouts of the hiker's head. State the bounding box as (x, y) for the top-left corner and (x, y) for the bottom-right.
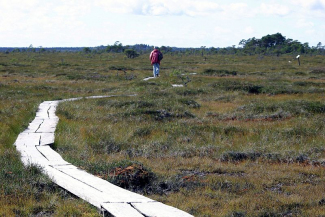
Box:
(154, 46), (159, 50)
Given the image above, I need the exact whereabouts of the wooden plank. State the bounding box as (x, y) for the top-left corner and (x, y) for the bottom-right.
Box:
(36, 104), (51, 116)
(17, 143), (68, 167)
(59, 97), (83, 102)
(43, 101), (59, 106)
(20, 155), (48, 167)
(36, 119), (59, 133)
(101, 203), (144, 217)
(132, 202), (193, 217)
(52, 164), (78, 169)
(47, 107), (58, 119)
(36, 145), (68, 164)
(39, 101), (59, 119)
(15, 134), (40, 147)
(85, 95), (112, 99)
(52, 165), (154, 203)
(18, 147), (49, 166)
(24, 119), (44, 133)
(35, 113), (49, 119)
(15, 133), (54, 147)
(43, 165), (107, 208)
(14, 133), (39, 147)
(143, 77), (155, 81)
(42, 101), (58, 105)
(39, 133), (55, 145)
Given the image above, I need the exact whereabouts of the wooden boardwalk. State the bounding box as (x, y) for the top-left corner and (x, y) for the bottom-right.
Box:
(143, 76), (155, 81)
(14, 96), (193, 217)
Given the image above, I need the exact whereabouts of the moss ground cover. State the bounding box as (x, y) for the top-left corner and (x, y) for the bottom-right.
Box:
(1, 51), (325, 216)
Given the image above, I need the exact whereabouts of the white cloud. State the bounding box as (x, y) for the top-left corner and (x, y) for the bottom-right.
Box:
(95, 0), (220, 16)
(0, 0), (94, 46)
(290, 0), (325, 17)
(214, 26), (231, 34)
(0, 0), (324, 48)
(291, 0), (325, 9)
(225, 3), (248, 13)
(305, 29), (316, 35)
(259, 3), (291, 16)
(295, 19), (315, 28)
(244, 26), (254, 34)
(220, 3), (255, 19)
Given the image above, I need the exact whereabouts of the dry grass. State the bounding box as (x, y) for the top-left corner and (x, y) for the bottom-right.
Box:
(1, 51), (325, 216)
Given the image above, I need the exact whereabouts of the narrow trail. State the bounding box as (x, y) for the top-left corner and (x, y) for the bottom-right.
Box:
(14, 95), (193, 217)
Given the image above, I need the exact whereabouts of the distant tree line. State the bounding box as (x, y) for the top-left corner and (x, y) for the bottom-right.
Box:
(1, 33), (324, 56)
(237, 33), (324, 56)
(0, 46), (85, 53)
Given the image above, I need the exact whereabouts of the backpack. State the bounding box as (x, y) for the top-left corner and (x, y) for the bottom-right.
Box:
(151, 51), (159, 63)
(151, 51), (162, 63)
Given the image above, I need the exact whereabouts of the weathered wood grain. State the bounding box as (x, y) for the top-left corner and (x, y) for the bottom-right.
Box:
(38, 133), (55, 146)
(14, 133), (40, 147)
(14, 132), (55, 147)
(43, 165), (107, 208)
(36, 145), (68, 165)
(24, 119), (44, 133)
(18, 146), (49, 166)
(132, 202), (193, 217)
(35, 119), (58, 133)
(101, 203), (144, 217)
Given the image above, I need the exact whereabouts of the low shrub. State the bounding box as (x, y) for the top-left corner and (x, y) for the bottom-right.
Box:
(174, 88), (206, 96)
(108, 160), (156, 191)
(179, 99), (201, 108)
(96, 100), (154, 109)
(237, 100), (325, 118)
(210, 80), (264, 94)
(108, 66), (133, 71)
(203, 69), (237, 76)
(221, 151), (261, 162)
(309, 67), (325, 74)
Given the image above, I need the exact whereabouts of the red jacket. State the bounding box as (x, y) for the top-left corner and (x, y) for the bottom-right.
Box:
(150, 49), (161, 65)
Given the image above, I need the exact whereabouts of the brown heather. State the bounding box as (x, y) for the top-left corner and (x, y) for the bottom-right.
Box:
(1, 51), (325, 216)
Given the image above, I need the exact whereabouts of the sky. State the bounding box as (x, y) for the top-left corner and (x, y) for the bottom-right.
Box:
(0, 0), (324, 48)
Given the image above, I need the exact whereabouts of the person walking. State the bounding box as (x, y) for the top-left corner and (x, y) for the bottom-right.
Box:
(149, 46), (163, 77)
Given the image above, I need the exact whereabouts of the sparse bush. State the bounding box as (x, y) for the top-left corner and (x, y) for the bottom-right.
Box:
(97, 100), (154, 109)
(203, 68), (237, 76)
(309, 67), (325, 74)
(179, 99), (201, 108)
(247, 85), (263, 94)
(231, 100), (325, 121)
(295, 154), (309, 163)
(174, 88), (206, 96)
(83, 47), (91, 53)
(228, 211), (246, 217)
(108, 160), (156, 191)
(319, 199), (325, 206)
(108, 65), (133, 71)
(221, 151), (261, 162)
(124, 49), (139, 58)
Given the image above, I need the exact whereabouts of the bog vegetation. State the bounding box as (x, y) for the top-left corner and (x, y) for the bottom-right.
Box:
(1, 35), (325, 216)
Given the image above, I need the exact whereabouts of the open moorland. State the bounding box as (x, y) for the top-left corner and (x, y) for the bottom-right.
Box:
(1, 51), (325, 216)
